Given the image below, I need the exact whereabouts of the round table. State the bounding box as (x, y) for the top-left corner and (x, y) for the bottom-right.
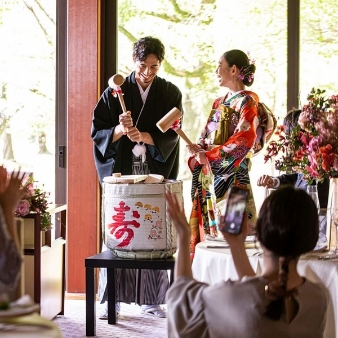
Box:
(192, 241), (338, 338)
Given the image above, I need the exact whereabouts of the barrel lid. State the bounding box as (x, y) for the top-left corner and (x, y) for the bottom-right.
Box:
(103, 175), (147, 183)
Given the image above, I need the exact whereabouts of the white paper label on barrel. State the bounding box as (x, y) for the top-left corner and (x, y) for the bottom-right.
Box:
(102, 180), (182, 256)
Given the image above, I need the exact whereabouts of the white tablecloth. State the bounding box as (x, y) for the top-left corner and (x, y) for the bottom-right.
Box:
(192, 241), (338, 338)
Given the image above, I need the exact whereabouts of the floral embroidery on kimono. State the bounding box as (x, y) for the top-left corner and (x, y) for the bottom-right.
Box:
(188, 91), (259, 258)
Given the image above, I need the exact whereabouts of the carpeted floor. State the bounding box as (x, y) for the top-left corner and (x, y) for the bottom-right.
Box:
(53, 299), (167, 338)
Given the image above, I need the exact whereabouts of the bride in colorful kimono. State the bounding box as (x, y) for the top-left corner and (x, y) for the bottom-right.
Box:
(187, 49), (260, 258)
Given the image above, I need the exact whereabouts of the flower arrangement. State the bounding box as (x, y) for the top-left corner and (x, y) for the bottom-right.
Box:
(15, 175), (52, 230)
(264, 88), (338, 183)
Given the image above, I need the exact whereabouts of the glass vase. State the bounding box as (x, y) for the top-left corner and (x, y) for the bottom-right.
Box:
(306, 182), (320, 212)
(319, 177), (338, 260)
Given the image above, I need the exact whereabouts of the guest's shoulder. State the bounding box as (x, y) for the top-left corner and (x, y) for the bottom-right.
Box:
(302, 278), (328, 297)
(299, 279), (329, 314)
(208, 276), (265, 297)
(167, 276), (208, 301)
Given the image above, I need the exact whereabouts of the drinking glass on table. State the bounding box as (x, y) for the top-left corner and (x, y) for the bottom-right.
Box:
(306, 185), (320, 212)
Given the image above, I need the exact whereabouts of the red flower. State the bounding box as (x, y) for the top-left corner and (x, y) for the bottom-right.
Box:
(320, 145), (334, 172)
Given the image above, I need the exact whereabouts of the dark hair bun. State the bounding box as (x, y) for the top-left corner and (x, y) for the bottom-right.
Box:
(257, 186), (318, 257)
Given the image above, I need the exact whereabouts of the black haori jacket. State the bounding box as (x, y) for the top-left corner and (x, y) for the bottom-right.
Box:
(91, 72), (183, 183)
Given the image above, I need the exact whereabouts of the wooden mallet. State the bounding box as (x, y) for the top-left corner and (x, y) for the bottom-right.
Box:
(156, 107), (193, 145)
(108, 74), (127, 113)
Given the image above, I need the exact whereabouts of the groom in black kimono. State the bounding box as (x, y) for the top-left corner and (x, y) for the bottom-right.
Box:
(91, 36), (183, 318)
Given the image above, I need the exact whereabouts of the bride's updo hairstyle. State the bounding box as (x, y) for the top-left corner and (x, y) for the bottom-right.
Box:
(256, 186), (319, 320)
(223, 49), (256, 86)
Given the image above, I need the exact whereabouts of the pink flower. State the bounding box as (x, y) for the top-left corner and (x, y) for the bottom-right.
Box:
(264, 88), (338, 182)
(308, 152), (317, 166)
(15, 200), (30, 217)
(308, 137), (321, 152)
(14, 177), (52, 230)
(23, 183), (35, 198)
(298, 111), (310, 130)
(300, 133), (309, 146)
(305, 164), (318, 178)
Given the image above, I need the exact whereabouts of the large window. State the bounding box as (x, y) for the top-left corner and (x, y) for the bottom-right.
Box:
(116, 0), (287, 210)
(2, 0), (337, 218)
(0, 0), (56, 200)
(299, 0), (338, 103)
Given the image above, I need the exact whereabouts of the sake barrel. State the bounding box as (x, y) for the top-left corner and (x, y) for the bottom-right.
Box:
(102, 178), (183, 259)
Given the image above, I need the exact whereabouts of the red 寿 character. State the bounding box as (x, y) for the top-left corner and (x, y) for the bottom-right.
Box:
(107, 201), (140, 247)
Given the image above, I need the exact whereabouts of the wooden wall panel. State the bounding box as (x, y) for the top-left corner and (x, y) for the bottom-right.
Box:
(67, 0), (100, 292)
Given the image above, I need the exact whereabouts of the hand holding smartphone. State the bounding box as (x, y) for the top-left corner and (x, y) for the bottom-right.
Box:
(220, 186), (249, 235)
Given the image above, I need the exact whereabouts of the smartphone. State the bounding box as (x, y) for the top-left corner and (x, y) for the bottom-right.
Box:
(221, 186), (249, 234)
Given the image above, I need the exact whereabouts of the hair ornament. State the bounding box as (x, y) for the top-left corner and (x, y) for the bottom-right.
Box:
(238, 51), (255, 83)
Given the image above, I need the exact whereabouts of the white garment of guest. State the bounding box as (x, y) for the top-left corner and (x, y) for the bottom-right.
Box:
(166, 275), (328, 338)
